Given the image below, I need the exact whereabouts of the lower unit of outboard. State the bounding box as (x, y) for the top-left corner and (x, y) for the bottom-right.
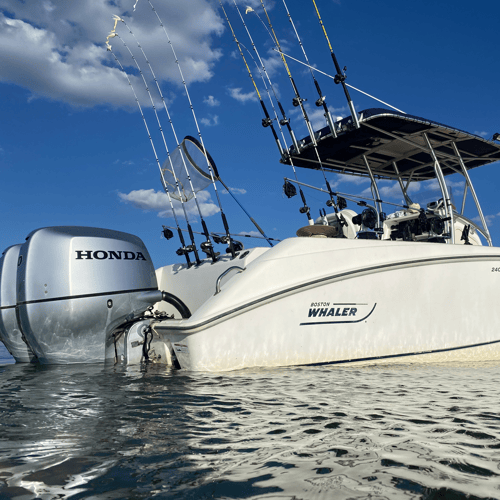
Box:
(16, 226), (163, 364)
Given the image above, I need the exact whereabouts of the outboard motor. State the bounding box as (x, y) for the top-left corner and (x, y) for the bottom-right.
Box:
(16, 227), (163, 364)
(0, 244), (37, 363)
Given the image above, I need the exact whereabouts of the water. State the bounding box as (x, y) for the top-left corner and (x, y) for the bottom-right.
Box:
(1, 343), (500, 500)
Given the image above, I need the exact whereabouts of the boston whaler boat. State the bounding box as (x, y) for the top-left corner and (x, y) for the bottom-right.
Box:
(1, 1), (500, 370)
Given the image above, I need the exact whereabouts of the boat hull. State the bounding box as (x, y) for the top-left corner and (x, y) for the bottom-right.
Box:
(154, 238), (500, 371)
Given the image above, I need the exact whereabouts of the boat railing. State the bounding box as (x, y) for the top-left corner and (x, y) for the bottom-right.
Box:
(215, 266), (246, 295)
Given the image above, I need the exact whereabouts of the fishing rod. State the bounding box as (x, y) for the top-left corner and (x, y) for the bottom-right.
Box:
(310, 0), (360, 128)
(231, 2), (299, 155)
(280, 0), (337, 139)
(125, 4), (272, 249)
(146, 0), (237, 259)
(105, 25), (193, 267)
(251, 1), (342, 217)
(230, 1), (314, 224)
(162, 225), (281, 243)
(117, 15), (223, 263)
(110, 17), (204, 265)
(237, 41), (316, 223)
(219, 0), (283, 157)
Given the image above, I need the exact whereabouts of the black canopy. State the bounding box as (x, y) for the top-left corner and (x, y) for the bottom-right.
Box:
(284, 108), (500, 181)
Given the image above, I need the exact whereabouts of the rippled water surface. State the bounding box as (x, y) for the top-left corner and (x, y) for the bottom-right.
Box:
(1, 343), (500, 499)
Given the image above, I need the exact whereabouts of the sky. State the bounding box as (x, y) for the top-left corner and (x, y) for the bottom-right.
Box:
(1, 0), (499, 273)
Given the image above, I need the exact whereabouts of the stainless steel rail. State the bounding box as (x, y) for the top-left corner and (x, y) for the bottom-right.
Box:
(215, 266), (246, 295)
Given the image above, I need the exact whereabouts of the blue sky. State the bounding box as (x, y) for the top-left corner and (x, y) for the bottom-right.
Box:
(1, 0), (499, 271)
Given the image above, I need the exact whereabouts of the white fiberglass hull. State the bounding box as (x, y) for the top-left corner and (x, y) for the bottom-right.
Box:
(154, 238), (500, 371)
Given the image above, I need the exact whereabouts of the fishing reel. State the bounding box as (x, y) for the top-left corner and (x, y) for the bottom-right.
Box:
(200, 240), (220, 261)
(334, 66), (348, 85)
(292, 97), (306, 107)
(262, 117), (273, 128)
(352, 207), (378, 230)
(176, 244), (196, 257)
(162, 226), (174, 240)
(315, 96), (326, 107)
(390, 211), (445, 242)
(283, 180), (297, 198)
(337, 196), (347, 210)
(211, 234), (244, 254)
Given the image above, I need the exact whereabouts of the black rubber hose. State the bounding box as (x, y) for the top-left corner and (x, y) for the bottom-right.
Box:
(161, 292), (191, 319)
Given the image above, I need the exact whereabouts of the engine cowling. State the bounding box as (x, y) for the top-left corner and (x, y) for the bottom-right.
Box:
(0, 244), (36, 363)
(16, 226), (162, 364)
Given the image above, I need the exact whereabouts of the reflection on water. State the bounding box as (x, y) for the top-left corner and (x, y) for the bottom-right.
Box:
(1, 352), (500, 499)
(0, 342), (14, 364)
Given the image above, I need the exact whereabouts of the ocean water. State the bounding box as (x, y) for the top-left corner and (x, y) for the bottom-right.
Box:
(1, 342), (500, 500)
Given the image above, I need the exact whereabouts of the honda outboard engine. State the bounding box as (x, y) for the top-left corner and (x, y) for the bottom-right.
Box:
(16, 227), (162, 364)
(0, 244), (37, 363)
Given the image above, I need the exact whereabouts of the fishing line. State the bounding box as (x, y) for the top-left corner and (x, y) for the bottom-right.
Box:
(310, 0), (360, 128)
(105, 28), (194, 267)
(269, 49), (406, 114)
(146, 0), (237, 258)
(230, 0), (314, 223)
(252, 0), (342, 216)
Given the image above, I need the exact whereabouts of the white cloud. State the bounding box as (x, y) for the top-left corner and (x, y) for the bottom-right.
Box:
(357, 178), (465, 203)
(473, 131), (488, 137)
(203, 95), (220, 107)
(259, 51), (283, 79)
(337, 174), (370, 186)
(222, 187), (247, 195)
(118, 188), (219, 219)
(0, 0), (224, 107)
(307, 107), (328, 131)
(472, 214), (495, 226)
(200, 114), (219, 127)
(228, 87), (258, 103)
(289, 103), (349, 135)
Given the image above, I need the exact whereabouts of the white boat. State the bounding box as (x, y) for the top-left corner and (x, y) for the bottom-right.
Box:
(149, 109), (500, 371)
(1, 4), (500, 371)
